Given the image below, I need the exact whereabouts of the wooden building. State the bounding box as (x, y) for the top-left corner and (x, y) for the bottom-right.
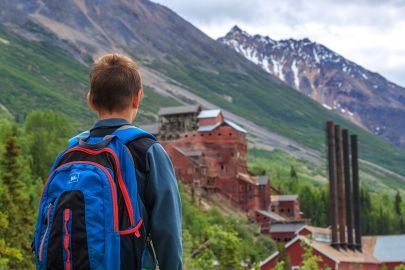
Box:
(150, 105), (304, 237)
(261, 226), (405, 270)
(271, 195), (302, 221)
(161, 107), (272, 213)
(158, 104), (201, 140)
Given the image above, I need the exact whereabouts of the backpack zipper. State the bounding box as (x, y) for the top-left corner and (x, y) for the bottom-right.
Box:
(63, 209), (72, 270)
(39, 199), (55, 261)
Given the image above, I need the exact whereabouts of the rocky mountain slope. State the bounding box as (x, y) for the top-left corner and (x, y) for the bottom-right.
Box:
(218, 26), (405, 148)
(1, 0), (405, 181)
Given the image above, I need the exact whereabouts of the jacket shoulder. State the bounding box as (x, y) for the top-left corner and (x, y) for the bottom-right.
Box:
(125, 136), (159, 173)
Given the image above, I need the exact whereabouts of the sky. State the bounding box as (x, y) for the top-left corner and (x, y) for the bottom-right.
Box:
(152, 0), (405, 87)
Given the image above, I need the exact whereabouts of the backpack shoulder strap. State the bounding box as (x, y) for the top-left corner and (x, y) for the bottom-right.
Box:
(112, 125), (156, 144)
(68, 130), (90, 148)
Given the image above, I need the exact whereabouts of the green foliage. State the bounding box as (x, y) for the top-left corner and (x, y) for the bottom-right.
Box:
(300, 242), (323, 270)
(380, 264), (388, 270)
(248, 148), (405, 235)
(23, 110), (74, 180)
(277, 243), (291, 270)
(181, 184), (276, 269)
(0, 134), (35, 269)
(0, 111), (75, 268)
(273, 261), (286, 270)
(394, 264), (405, 270)
(395, 191), (402, 216)
(290, 165), (298, 179)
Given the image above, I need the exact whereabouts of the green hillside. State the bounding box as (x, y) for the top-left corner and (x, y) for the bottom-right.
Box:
(0, 28), (180, 129)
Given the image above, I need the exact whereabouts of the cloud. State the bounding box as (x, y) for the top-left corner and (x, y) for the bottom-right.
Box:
(152, 0), (405, 86)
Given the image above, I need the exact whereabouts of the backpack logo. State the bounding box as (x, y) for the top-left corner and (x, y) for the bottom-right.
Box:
(69, 173), (80, 183)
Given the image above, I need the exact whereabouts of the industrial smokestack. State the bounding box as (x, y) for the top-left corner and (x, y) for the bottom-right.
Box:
(335, 125), (347, 249)
(351, 135), (362, 252)
(343, 129), (354, 250)
(326, 121), (339, 249)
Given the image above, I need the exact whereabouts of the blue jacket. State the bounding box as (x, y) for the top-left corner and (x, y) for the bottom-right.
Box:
(91, 118), (182, 269)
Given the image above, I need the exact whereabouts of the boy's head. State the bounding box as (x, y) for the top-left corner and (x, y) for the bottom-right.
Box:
(88, 53), (143, 120)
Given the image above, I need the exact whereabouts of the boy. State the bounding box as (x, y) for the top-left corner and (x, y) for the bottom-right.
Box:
(87, 54), (182, 269)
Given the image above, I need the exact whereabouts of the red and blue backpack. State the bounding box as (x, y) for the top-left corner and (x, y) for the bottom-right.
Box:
(33, 125), (155, 270)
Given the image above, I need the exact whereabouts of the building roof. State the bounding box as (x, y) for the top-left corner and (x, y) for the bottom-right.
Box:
(197, 109), (221, 119)
(271, 195), (299, 202)
(303, 235), (379, 263)
(262, 224), (405, 267)
(139, 123), (160, 135)
(296, 225), (331, 236)
(224, 120), (248, 133)
(197, 122), (222, 132)
(261, 235), (379, 267)
(270, 222), (306, 233)
(255, 209), (286, 222)
(158, 104), (201, 116)
(172, 146), (205, 166)
(237, 173), (268, 186)
(257, 175), (268, 185)
(197, 120), (248, 134)
(373, 235), (405, 262)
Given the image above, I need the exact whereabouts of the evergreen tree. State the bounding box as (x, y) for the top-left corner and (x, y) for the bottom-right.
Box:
(0, 135), (35, 269)
(290, 165), (298, 179)
(395, 191), (402, 216)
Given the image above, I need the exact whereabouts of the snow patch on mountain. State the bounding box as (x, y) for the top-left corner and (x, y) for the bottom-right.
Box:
(291, 60), (300, 88)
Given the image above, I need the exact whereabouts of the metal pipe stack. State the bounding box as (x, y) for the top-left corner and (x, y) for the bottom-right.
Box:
(326, 121), (362, 252)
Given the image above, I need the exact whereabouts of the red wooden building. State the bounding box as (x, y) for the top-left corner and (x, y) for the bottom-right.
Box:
(143, 105), (304, 237)
(268, 221), (306, 243)
(261, 226), (405, 270)
(271, 195), (302, 221)
(162, 108), (272, 212)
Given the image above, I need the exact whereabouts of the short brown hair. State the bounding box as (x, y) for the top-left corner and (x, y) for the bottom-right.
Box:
(89, 54), (142, 113)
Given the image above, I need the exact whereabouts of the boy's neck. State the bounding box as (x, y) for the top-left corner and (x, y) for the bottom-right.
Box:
(98, 112), (134, 123)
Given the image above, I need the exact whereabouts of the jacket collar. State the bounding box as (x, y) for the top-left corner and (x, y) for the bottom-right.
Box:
(91, 118), (130, 130)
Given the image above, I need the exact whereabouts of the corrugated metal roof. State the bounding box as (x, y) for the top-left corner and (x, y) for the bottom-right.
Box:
(224, 120), (248, 133)
(197, 120), (248, 134)
(197, 122), (222, 132)
(271, 195), (299, 202)
(257, 175), (268, 185)
(197, 109), (221, 119)
(256, 210), (286, 221)
(158, 105), (201, 116)
(270, 222), (306, 233)
(173, 147), (204, 166)
(374, 235), (405, 262)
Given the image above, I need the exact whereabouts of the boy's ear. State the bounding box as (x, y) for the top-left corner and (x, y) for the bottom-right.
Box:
(133, 88), (143, 109)
(87, 92), (97, 113)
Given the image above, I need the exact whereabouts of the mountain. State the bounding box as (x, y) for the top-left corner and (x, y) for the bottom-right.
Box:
(1, 0), (405, 185)
(218, 26), (405, 148)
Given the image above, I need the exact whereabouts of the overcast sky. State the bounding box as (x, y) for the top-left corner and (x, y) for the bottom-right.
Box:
(152, 0), (405, 87)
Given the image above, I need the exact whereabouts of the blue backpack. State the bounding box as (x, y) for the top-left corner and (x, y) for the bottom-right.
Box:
(33, 125), (156, 270)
